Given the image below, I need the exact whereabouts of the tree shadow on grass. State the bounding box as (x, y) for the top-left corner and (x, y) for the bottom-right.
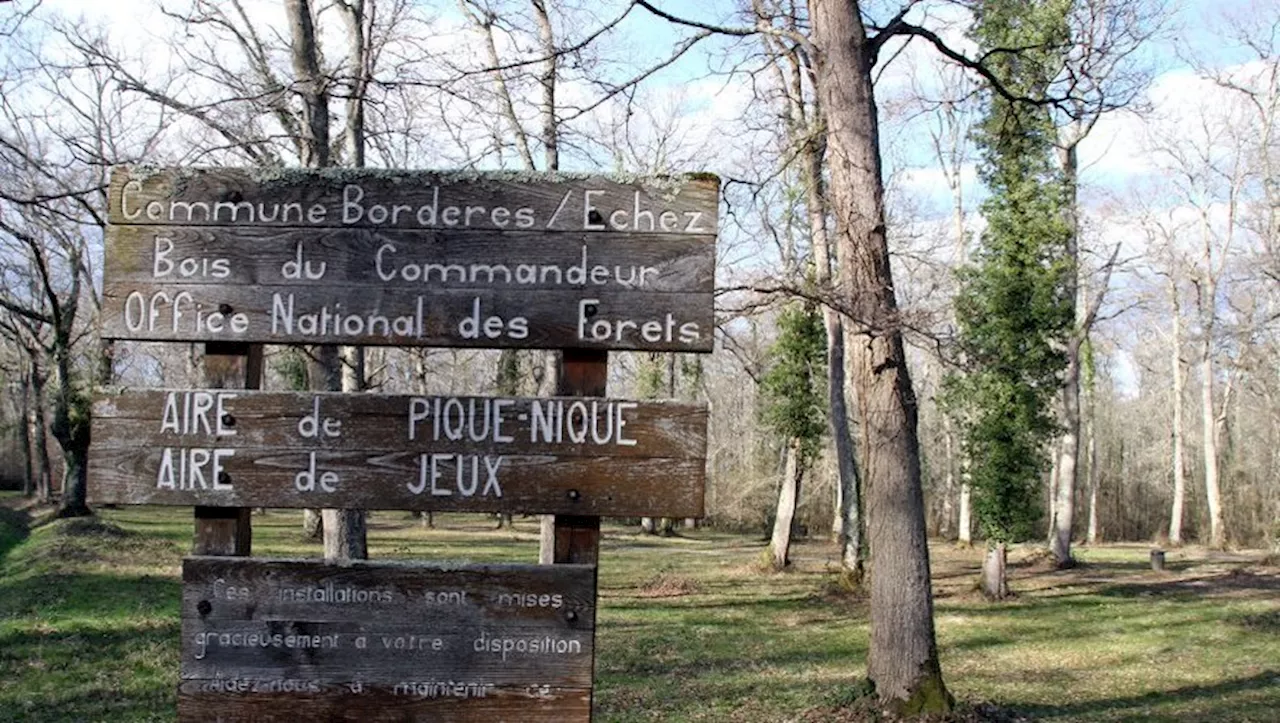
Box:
(0, 506), (32, 562)
(1021, 670), (1280, 722)
(1096, 568), (1280, 600)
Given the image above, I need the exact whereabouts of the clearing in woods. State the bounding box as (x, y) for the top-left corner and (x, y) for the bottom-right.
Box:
(0, 497), (1276, 722)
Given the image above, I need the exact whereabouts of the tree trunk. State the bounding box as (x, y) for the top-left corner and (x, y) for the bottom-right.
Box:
(796, 88), (863, 572)
(1168, 278), (1187, 545)
(809, 0), (950, 710)
(285, 0), (330, 168)
(1085, 375), (1100, 545)
(323, 508), (367, 561)
(770, 438), (803, 569)
(1049, 139), (1082, 568)
(981, 542), (1009, 600)
(337, 0), (367, 168)
(310, 343), (366, 560)
(302, 509), (323, 539)
(1201, 333), (1224, 548)
(1050, 337), (1081, 568)
(52, 337), (90, 517)
(18, 368), (35, 497)
(958, 475), (972, 546)
(640, 517), (656, 534)
(538, 515), (555, 564)
(1047, 439), (1060, 532)
(287, 0), (365, 560)
(531, 0), (557, 171)
(940, 415), (955, 538)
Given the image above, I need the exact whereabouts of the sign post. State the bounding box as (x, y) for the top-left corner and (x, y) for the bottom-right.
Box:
(89, 167), (717, 721)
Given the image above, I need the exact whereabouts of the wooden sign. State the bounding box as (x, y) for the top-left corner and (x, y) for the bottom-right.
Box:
(88, 390), (707, 517)
(179, 557), (595, 722)
(101, 167), (718, 351)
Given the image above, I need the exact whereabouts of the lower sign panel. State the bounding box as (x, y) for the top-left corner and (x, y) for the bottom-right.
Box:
(180, 557), (595, 722)
(177, 684), (590, 722)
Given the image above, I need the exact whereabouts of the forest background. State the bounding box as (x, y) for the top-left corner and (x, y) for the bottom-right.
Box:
(0, 0), (1277, 570)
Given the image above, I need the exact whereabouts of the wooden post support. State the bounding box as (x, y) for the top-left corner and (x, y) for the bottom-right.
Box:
(1150, 548), (1166, 572)
(194, 342), (262, 557)
(552, 349), (606, 566)
(552, 348), (604, 721)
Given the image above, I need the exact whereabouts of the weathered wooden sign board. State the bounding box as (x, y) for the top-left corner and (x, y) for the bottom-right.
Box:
(93, 166), (719, 722)
(179, 557), (595, 722)
(88, 390), (707, 517)
(101, 168), (717, 351)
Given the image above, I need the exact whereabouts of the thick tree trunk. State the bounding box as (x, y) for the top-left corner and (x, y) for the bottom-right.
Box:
(981, 542), (1009, 600)
(1050, 337), (1081, 567)
(1049, 141), (1082, 568)
(770, 439), (803, 569)
(285, 0), (330, 168)
(52, 338), (90, 517)
(323, 508), (367, 561)
(1169, 280), (1187, 545)
(809, 0), (950, 710)
(337, 0), (367, 168)
(310, 344), (367, 560)
(1201, 334), (1224, 548)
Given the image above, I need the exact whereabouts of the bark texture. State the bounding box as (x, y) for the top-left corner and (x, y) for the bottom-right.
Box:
(981, 543), (1009, 600)
(1049, 140), (1081, 568)
(769, 439), (803, 569)
(287, 0), (365, 561)
(809, 0), (950, 710)
(1200, 331), (1224, 548)
(1168, 276), (1187, 545)
(958, 476), (972, 546)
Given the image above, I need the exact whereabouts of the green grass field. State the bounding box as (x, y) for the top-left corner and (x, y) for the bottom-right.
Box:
(0, 503), (1276, 722)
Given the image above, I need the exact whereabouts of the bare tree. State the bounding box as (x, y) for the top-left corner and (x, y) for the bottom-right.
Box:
(753, 0), (865, 578)
(1047, 0), (1165, 568)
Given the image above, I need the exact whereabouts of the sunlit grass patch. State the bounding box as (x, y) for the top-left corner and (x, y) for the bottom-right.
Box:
(0, 504), (1276, 721)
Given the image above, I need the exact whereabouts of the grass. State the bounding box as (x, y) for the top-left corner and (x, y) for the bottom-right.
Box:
(0, 504), (1277, 722)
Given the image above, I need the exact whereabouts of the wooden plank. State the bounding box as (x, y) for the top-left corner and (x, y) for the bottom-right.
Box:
(91, 391), (706, 456)
(88, 391), (708, 517)
(194, 342), (260, 557)
(101, 282), (713, 351)
(91, 447), (705, 516)
(180, 557), (595, 722)
(104, 226), (714, 291)
(108, 167), (719, 235)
